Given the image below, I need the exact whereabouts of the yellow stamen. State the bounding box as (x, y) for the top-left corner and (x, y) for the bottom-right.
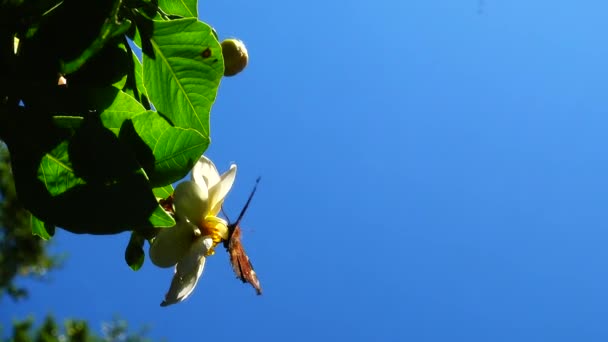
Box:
(199, 216), (229, 256)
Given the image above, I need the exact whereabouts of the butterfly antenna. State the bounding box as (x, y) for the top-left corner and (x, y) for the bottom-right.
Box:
(233, 177), (261, 227)
(221, 207), (231, 224)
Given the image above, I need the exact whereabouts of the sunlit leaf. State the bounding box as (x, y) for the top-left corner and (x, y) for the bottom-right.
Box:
(31, 215), (54, 240)
(143, 18), (223, 138)
(93, 90), (208, 185)
(149, 204), (175, 227)
(97, 89), (148, 135)
(158, 0), (197, 18)
(38, 141), (86, 196)
(153, 184), (174, 198)
(130, 111), (208, 185)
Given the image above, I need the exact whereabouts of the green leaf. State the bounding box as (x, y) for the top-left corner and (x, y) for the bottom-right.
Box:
(143, 18), (223, 138)
(130, 111), (208, 185)
(158, 0), (197, 18)
(31, 215), (55, 240)
(53, 116), (84, 130)
(153, 184), (174, 198)
(5, 108), (165, 234)
(125, 231), (146, 271)
(92, 90), (208, 185)
(97, 89), (148, 135)
(149, 204), (175, 227)
(38, 141), (86, 196)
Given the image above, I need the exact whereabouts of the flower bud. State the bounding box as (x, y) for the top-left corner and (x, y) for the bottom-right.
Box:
(221, 38), (248, 77)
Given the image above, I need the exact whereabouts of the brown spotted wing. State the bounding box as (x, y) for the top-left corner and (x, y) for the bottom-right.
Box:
(223, 177), (262, 295)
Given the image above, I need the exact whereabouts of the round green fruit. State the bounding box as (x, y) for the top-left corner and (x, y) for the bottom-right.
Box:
(221, 38), (248, 77)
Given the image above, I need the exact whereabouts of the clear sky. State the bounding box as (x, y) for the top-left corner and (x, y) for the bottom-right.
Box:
(5, 0), (608, 341)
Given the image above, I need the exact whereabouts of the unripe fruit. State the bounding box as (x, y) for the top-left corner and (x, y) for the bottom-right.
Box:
(221, 38), (248, 77)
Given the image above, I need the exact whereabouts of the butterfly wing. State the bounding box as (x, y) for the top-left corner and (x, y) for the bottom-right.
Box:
(228, 225), (262, 295)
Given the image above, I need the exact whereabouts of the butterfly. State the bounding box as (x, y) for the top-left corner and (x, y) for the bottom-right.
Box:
(223, 177), (262, 295)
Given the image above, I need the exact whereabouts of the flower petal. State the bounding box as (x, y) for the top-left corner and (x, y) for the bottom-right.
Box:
(208, 164), (237, 216)
(173, 180), (209, 224)
(192, 155), (220, 190)
(149, 219), (196, 268)
(160, 237), (214, 307)
(160, 258), (205, 307)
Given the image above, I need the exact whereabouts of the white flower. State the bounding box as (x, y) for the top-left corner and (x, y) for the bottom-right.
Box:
(149, 156), (237, 306)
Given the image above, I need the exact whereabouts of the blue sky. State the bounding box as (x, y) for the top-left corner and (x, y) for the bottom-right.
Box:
(5, 0), (608, 340)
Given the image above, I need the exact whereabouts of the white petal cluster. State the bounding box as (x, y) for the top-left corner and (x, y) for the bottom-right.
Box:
(149, 156), (236, 306)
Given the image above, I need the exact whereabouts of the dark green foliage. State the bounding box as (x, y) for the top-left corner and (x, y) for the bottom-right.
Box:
(0, 0), (223, 237)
